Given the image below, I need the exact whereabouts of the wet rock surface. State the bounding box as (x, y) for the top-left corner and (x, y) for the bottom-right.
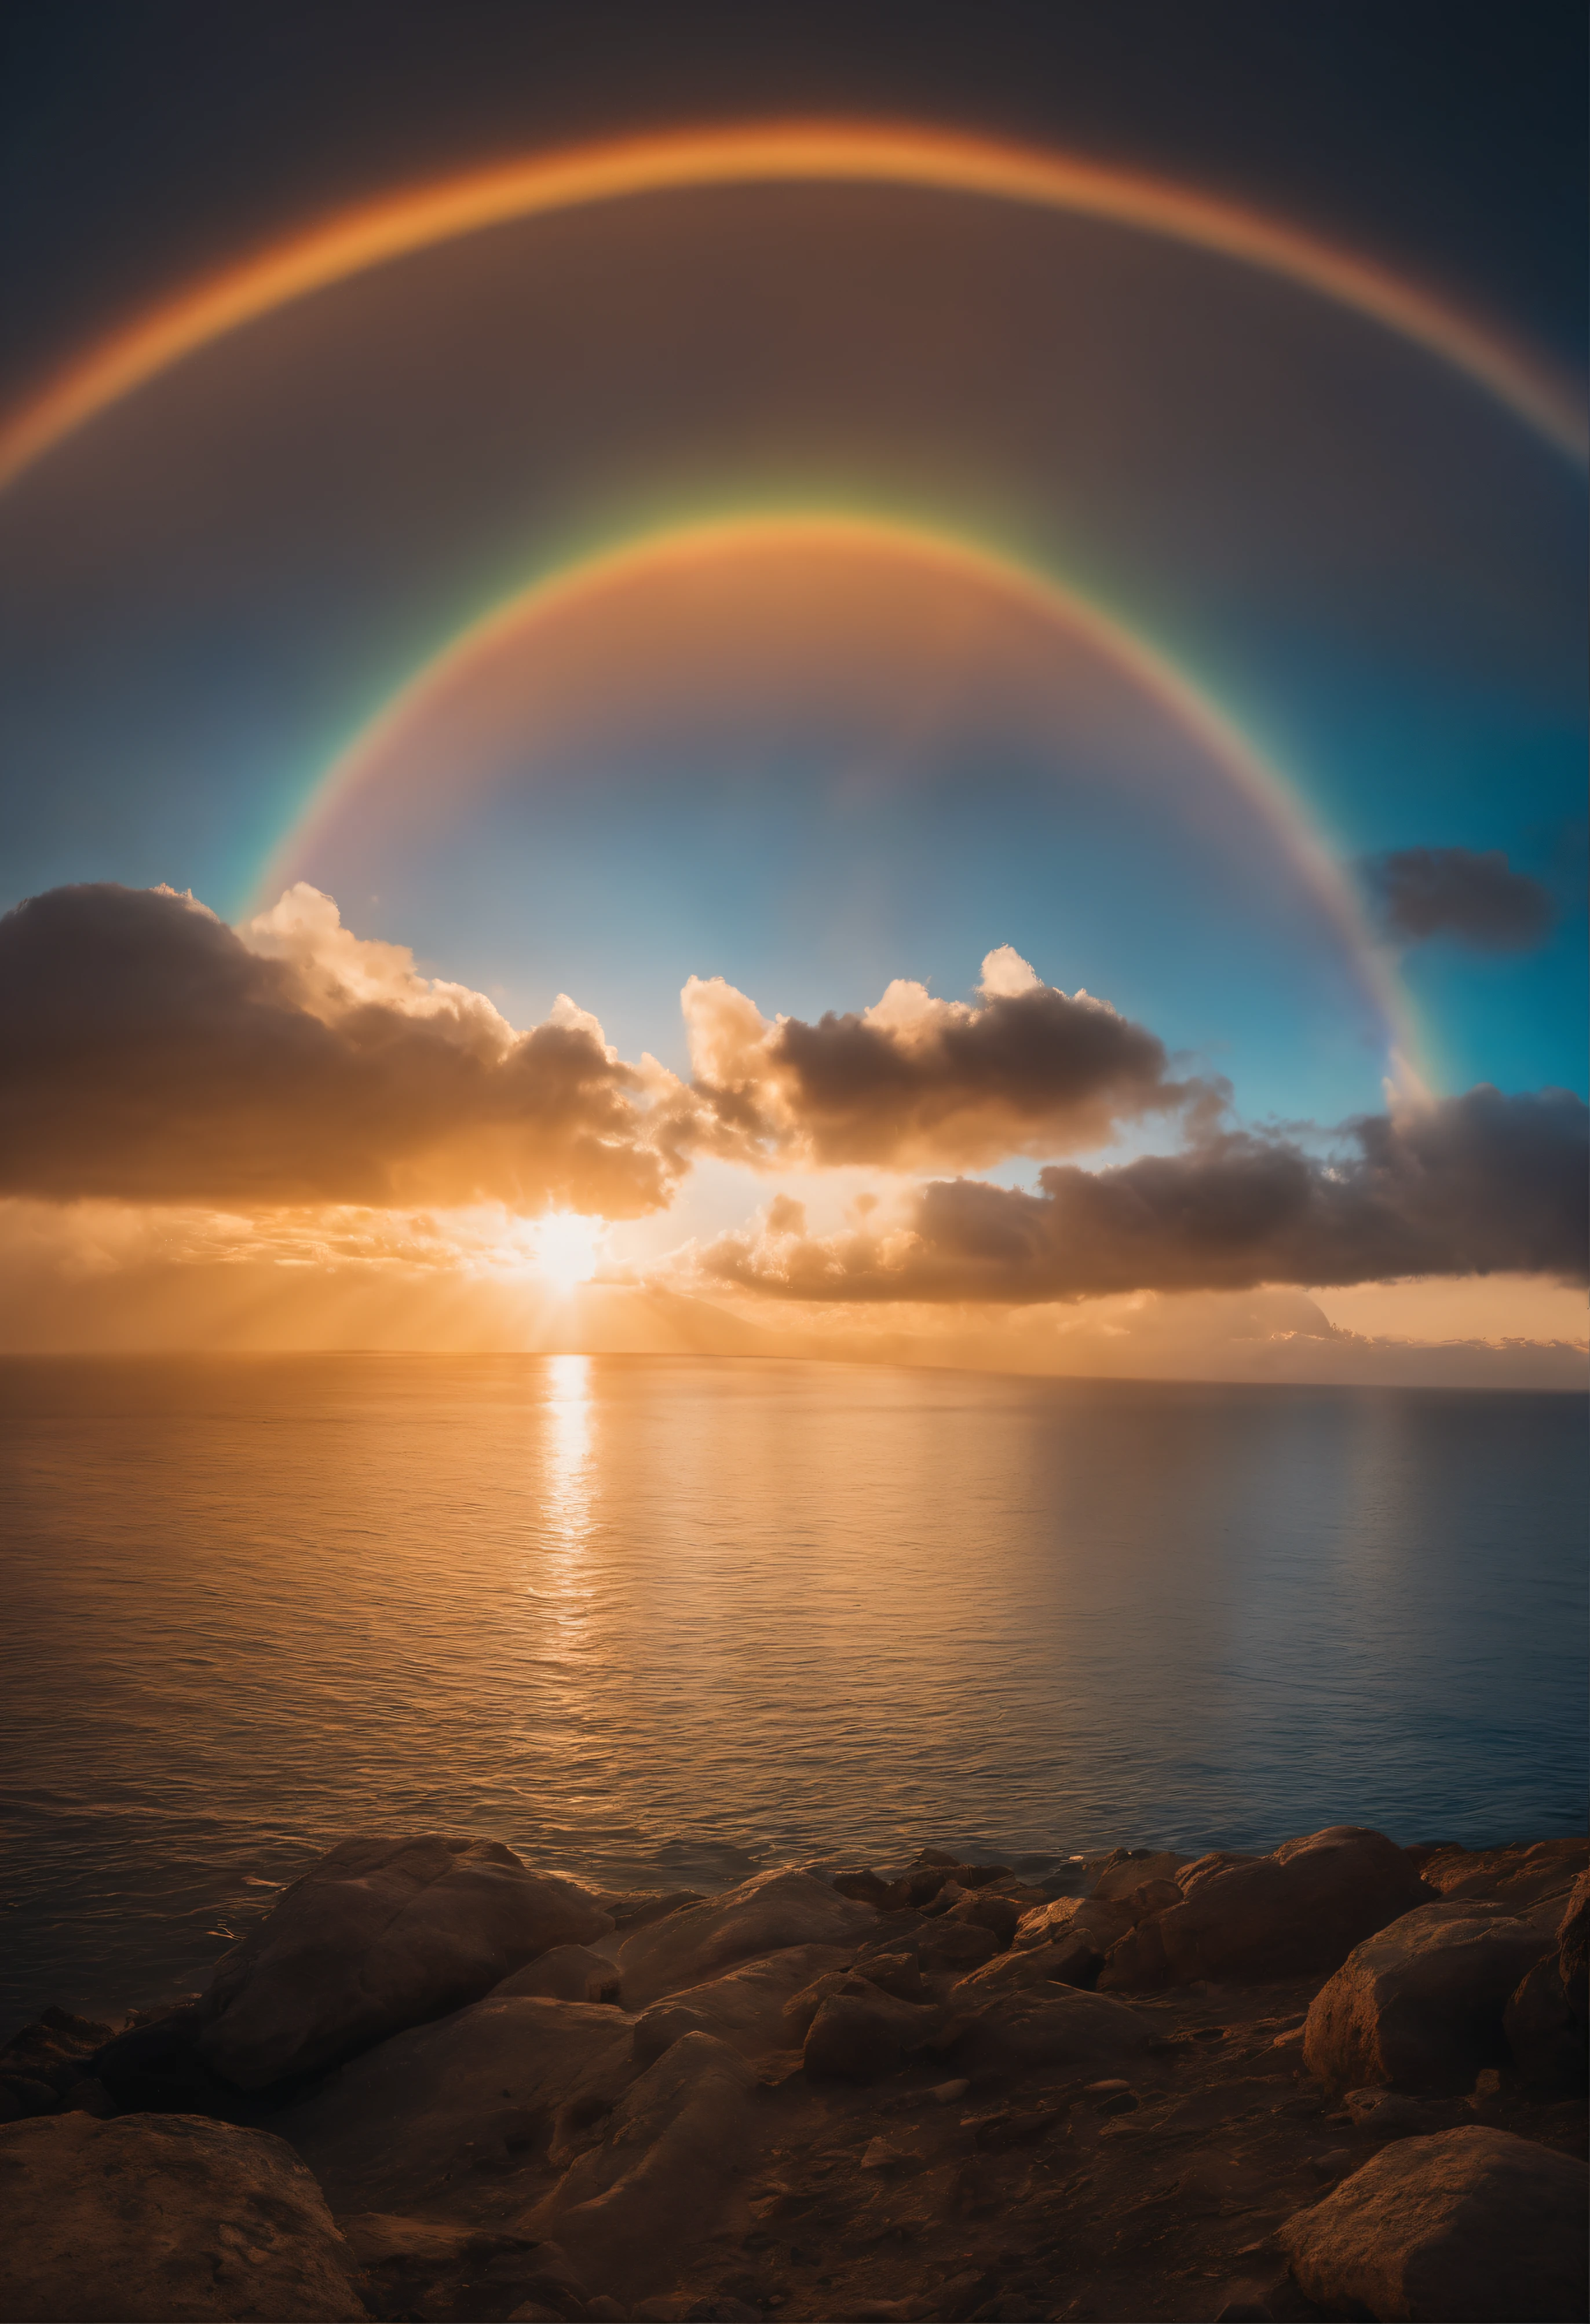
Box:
(8, 1828), (1586, 2321)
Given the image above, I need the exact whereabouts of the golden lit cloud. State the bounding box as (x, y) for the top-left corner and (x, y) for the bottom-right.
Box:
(0, 881), (689, 1217)
(682, 947), (1211, 1171)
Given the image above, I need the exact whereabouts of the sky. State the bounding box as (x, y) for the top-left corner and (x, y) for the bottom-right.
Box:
(0, 0), (1584, 1377)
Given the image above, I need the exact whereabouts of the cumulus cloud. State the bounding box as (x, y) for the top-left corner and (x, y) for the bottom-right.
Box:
(679, 1084), (1588, 1302)
(682, 947), (1209, 1170)
(1362, 846), (1556, 951)
(0, 882), (686, 1214)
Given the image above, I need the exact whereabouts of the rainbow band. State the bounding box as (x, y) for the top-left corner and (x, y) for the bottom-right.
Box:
(1, 118), (1584, 492)
(261, 509), (1427, 1082)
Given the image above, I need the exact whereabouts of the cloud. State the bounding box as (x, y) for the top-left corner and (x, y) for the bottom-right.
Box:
(679, 1084), (1588, 1302)
(1362, 846), (1556, 951)
(681, 947), (1211, 1170)
(0, 882), (685, 1214)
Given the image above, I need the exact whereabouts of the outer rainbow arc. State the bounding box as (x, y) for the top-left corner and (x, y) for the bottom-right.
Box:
(258, 509), (1428, 1085)
(1, 118), (1584, 492)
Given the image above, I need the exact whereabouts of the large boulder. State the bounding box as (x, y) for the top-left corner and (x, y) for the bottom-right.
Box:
(1101, 1826), (1431, 1990)
(196, 1834), (612, 2089)
(1279, 2126), (1588, 2322)
(616, 1868), (874, 2009)
(0, 2110), (366, 2321)
(1304, 1898), (1559, 2096)
(953, 1987), (1150, 2081)
(276, 1995), (635, 2217)
(527, 2030), (758, 2298)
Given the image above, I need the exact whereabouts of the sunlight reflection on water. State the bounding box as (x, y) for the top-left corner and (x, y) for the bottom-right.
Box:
(1, 1354), (1584, 2025)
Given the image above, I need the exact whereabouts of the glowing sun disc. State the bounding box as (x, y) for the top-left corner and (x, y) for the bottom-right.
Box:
(535, 1214), (604, 1294)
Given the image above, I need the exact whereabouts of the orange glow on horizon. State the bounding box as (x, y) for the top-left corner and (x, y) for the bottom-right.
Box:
(0, 118), (1582, 492)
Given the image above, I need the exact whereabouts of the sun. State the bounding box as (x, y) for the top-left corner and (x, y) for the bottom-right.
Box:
(533, 1212), (605, 1295)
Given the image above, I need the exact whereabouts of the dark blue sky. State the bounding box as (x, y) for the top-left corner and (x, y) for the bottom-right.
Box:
(1, 0), (1584, 1131)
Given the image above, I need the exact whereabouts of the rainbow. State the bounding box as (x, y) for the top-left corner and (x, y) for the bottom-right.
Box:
(259, 507), (1428, 1082)
(2, 118), (1584, 491)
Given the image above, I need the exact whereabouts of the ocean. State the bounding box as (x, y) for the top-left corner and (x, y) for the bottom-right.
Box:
(2, 1353), (1584, 2031)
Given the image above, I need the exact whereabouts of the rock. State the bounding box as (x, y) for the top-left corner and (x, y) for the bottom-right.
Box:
(1509, 1870), (1590, 2089)
(952, 1932), (1101, 2000)
(631, 1942), (854, 2066)
(0, 2007), (116, 2120)
(953, 1987), (1150, 2080)
(944, 1891), (1022, 1946)
(803, 1985), (940, 2081)
(195, 1834), (613, 2089)
(493, 1944), (622, 2005)
(832, 1868), (895, 1906)
(617, 1869), (875, 2010)
(912, 1919), (999, 1977)
(1114, 1877), (1186, 1924)
(1278, 2125), (1589, 2321)
(633, 2001), (715, 2067)
(276, 1994), (635, 2216)
(595, 1890), (704, 1935)
(0, 2110), (367, 2321)
(528, 2031), (758, 2298)
(1415, 1838), (1587, 1912)
(1308, 2147), (1353, 2179)
(1559, 1867), (1590, 2011)
(0, 2073), (63, 2121)
(92, 2005), (244, 2120)
(1504, 1953), (1584, 2091)
(1089, 1851), (1193, 1902)
(337, 2213), (473, 2266)
(1101, 1826), (1432, 1990)
(1013, 1895), (1132, 1954)
(1342, 2087), (1443, 2139)
(782, 1970), (868, 2047)
(1303, 1898), (1559, 2095)
(855, 1949), (930, 2003)
(835, 1855), (1011, 1915)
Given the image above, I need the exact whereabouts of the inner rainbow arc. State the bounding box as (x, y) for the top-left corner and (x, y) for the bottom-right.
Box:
(0, 117), (1583, 492)
(258, 508), (1429, 1087)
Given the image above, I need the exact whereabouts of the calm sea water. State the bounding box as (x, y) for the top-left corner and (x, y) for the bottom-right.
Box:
(2, 1354), (1584, 2031)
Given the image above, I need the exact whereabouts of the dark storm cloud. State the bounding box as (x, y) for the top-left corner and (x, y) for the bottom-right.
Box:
(1363, 847), (1557, 951)
(682, 948), (1212, 1170)
(0, 883), (677, 1214)
(689, 1085), (1589, 1302)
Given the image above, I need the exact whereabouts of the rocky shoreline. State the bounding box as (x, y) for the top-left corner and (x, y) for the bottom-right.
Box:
(1, 1825), (1585, 2324)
